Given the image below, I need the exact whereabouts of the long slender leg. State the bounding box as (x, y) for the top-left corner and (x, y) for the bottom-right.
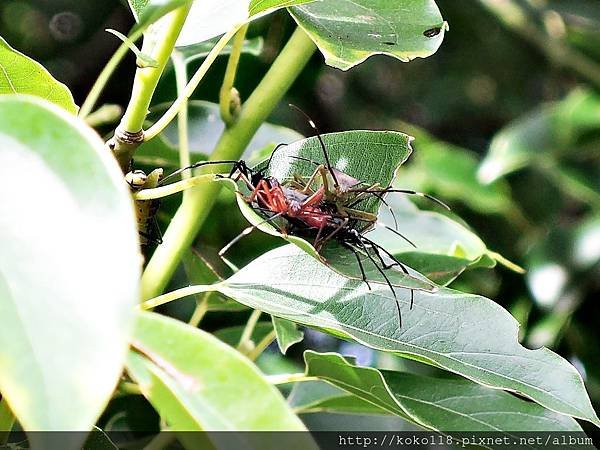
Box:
(354, 235), (402, 327)
(341, 242), (371, 291)
(361, 235), (417, 309)
(376, 222), (417, 248)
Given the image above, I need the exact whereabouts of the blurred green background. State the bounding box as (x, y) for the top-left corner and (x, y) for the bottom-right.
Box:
(2, 0), (598, 437)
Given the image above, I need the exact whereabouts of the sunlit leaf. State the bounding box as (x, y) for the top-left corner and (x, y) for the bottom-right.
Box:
(289, 0), (447, 70)
(217, 244), (599, 426)
(0, 96), (139, 444)
(302, 351), (586, 432)
(0, 37), (77, 114)
(127, 311), (314, 439)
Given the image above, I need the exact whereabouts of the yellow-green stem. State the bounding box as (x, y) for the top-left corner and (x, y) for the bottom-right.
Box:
(140, 284), (221, 310)
(237, 309), (262, 350)
(172, 50), (191, 179)
(145, 27), (239, 141)
(111, 5), (192, 171)
(79, 27), (145, 118)
(247, 329), (277, 361)
(140, 28), (316, 300)
(220, 24), (249, 125)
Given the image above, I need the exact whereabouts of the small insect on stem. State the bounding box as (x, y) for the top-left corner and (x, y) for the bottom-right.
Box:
(126, 167), (164, 248)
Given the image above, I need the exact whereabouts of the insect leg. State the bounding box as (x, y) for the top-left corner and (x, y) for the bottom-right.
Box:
(354, 235), (402, 327)
(219, 212), (285, 256)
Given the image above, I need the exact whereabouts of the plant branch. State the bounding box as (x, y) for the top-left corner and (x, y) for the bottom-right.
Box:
(79, 27), (145, 119)
(140, 284), (221, 310)
(237, 309), (262, 350)
(247, 330), (277, 361)
(0, 396), (15, 444)
(133, 174), (219, 200)
(144, 27), (240, 141)
(265, 373), (317, 385)
(172, 50), (191, 180)
(140, 27), (316, 300)
(110, 4), (193, 172)
(220, 24), (248, 126)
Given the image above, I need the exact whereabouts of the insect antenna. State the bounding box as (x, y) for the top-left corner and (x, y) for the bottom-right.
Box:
(289, 103), (339, 188)
(263, 143), (289, 174)
(219, 212), (285, 256)
(350, 187), (450, 210)
(159, 160), (244, 186)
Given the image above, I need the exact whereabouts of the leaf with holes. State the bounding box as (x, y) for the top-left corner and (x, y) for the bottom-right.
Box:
(289, 0), (447, 70)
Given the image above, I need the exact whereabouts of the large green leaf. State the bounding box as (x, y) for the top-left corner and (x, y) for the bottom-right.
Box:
(175, 36), (264, 65)
(0, 97), (139, 440)
(0, 37), (77, 114)
(217, 244), (599, 426)
(303, 352), (585, 432)
(289, 0), (447, 70)
(478, 89), (600, 183)
(127, 311), (315, 441)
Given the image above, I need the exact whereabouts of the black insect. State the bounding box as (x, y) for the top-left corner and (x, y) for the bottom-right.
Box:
(423, 27), (442, 38)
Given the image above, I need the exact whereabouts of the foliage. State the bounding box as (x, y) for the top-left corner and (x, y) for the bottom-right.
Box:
(0, 0), (599, 448)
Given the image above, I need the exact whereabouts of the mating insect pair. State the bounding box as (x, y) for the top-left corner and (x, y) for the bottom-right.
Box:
(150, 108), (449, 326)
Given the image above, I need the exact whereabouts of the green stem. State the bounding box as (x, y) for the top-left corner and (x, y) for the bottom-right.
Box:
(140, 283), (221, 310)
(172, 50), (191, 178)
(219, 24), (248, 126)
(145, 27), (239, 141)
(133, 174), (219, 200)
(247, 329), (277, 361)
(140, 28), (316, 300)
(0, 396), (15, 444)
(188, 297), (210, 327)
(119, 381), (142, 396)
(266, 373), (317, 385)
(237, 309), (262, 350)
(111, 4), (192, 171)
(79, 27), (145, 119)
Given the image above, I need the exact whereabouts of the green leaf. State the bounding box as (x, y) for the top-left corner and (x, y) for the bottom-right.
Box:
(0, 97), (139, 439)
(303, 351), (586, 432)
(174, 0), (313, 47)
(272, 317), (304, 354)
(0, 37), (77, 114)
(289, 0), (447, 70)
(289, 380), (387, 415)
(128, 0), (191, 29)
(478, 89), (600, 183)
(217, 244), (599, 426)
(368, 196), (504, 284)
(127, 311), (314, 437)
